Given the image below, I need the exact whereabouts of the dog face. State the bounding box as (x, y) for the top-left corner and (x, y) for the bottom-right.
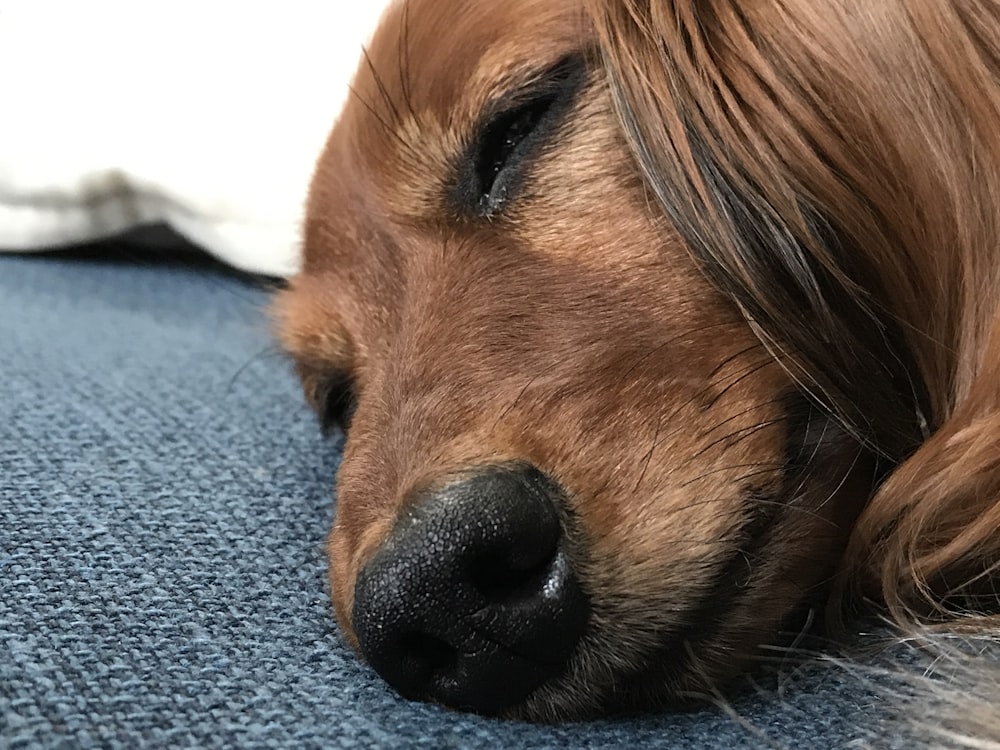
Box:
(270, 0), (976, 720)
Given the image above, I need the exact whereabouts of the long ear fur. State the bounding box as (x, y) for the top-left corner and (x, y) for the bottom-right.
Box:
(585, 0), (1000, 621)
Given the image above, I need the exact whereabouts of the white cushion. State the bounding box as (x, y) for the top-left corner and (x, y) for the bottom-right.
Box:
(0, 1), (392, 277)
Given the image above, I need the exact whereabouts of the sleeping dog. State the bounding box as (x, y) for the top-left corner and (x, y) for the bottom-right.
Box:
(275, 0), (1000, 721)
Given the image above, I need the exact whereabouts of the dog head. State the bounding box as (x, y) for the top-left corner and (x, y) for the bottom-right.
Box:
(276, 0), (1000, 720)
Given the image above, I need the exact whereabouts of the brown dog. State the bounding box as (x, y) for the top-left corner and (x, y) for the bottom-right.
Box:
(275, 0), (1000, 721)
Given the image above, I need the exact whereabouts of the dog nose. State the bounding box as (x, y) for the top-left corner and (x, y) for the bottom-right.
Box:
(352, 465), (589, 714)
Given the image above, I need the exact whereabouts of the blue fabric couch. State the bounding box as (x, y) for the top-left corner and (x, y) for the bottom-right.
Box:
(1, 240), (908, 748)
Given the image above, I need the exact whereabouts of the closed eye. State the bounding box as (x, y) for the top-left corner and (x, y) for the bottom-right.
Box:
(474, 94), (559, 211)
(452, 56), (585, 217)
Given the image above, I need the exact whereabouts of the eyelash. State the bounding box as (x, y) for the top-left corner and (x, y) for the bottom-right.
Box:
(452, 56), (584, 218)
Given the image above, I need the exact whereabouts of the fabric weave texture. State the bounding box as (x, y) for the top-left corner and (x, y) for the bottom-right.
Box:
(1, 245), (906, 748)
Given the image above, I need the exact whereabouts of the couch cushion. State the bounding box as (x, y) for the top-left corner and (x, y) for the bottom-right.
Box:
(0, 248), (905, 747)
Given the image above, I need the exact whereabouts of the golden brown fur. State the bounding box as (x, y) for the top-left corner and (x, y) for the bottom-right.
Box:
(275, 0), (1000, 721)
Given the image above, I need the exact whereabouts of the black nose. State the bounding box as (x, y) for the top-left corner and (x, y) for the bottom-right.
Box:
(352, 464), (589, 714)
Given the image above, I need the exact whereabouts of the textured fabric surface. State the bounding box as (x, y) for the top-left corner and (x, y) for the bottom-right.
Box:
(1, 246), (909, 748)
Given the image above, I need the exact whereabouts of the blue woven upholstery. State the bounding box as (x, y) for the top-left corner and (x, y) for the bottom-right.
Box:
(1, 246), (901, 748)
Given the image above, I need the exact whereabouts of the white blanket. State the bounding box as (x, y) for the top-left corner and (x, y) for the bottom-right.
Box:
(0, 2), (392, 277)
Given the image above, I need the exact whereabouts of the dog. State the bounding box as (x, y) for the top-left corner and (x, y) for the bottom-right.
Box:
(274, 0), (1000, 722)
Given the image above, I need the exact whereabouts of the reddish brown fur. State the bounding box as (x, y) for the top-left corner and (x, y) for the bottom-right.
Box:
(584, 0), (1000, 624)
(275, 0), (1000, 720)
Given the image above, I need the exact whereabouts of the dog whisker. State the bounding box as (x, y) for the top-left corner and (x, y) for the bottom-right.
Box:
(679, 462), (785, 487)
(226, 344), (287, 394)
(360, 46), (403, 130)
(492, 373), (542, 429)
(396, 0), (420, 128)
(633, 414), (662, 493)
(620, 319), (746, 381)
(275, 0), (1000, 725)
(694, 417), (791, 458)
(347, 81), (410, 150)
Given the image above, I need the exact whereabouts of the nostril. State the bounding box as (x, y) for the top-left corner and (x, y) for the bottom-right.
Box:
(352, 464), (589, 714)
(397, 631), (457, 682)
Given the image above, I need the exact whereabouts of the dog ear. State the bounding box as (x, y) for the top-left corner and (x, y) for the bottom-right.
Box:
(585, 0), (938, 461)
(845, 352), (1000, 622)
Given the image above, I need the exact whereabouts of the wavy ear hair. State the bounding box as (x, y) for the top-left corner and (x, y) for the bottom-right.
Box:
(585, 0), (1000, 622)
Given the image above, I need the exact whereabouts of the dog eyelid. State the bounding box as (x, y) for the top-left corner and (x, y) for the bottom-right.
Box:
(475, 93), (559, 212)
(450, 55), (585, 218)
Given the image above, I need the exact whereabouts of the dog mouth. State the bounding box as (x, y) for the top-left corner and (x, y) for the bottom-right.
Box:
(346, 396), (876, 720)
